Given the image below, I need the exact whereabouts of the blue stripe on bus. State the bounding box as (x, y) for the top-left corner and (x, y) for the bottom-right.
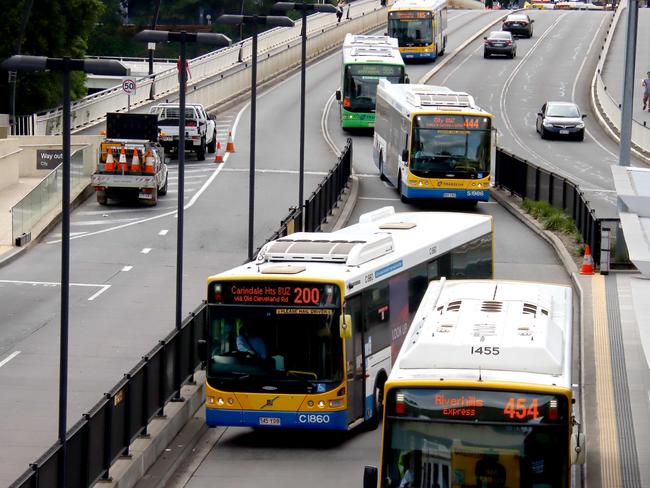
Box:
(402, 186), (489, 201)
(206, 408), (349, 430)
(401, 52), (437, 60)
(375, 260), (404, 279)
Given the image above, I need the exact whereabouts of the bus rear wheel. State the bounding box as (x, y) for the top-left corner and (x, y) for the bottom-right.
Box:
(365, 380), (385, 431)
(379, 154), (388, 181)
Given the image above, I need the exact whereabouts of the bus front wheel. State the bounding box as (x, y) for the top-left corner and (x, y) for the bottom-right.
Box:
(398, 173), (409, 203)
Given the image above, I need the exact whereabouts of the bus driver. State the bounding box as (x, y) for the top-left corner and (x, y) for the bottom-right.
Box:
(236, 323), (268, 359)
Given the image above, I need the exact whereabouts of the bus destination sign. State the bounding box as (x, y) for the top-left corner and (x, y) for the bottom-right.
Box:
(390, 388), (567, 424)
(415, 115), (491, 131)
(210, 280), (339, 307)
(389, 10), (431, 19)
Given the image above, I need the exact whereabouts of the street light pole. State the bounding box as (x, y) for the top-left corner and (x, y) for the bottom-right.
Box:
(272, 2), (335, 230)
(216, 14), (294, 260)
(1, 54), (128, 488)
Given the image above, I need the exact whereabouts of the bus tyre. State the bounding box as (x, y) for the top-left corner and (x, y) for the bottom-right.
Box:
(398, 174), (409, 203)
(379, 155), (388, 181)
(366, 381), (384, 431)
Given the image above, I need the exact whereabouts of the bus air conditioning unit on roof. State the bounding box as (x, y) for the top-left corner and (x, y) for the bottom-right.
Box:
(406, 92), (474, 109)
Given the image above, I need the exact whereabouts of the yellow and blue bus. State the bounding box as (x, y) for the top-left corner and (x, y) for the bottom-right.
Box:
(336, 34), (407, 129)
(387, 0), (448, 60)
(200, 207), (493, 431)
(363, 279), (585, 487)
(373, 80), (493, 203)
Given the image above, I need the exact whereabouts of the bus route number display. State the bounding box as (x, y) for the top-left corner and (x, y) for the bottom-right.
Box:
(210, 281), (339, 307)
(389, 10), (430, 19)
(416, 115), (491, 131)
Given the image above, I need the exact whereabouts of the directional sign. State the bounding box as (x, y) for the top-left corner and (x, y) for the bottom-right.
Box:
(122, 78), (137, 95)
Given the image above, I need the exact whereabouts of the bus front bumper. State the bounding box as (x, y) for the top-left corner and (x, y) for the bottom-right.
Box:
(403, 186), (489, 201)
(206, 407), (349, 430)
(400, 51), (436, 60)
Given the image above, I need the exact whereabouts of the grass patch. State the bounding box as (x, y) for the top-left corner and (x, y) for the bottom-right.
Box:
(521, 199), (580, 240)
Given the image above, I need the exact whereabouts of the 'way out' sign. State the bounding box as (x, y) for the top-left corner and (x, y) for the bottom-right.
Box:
(36, 149), (63, 170)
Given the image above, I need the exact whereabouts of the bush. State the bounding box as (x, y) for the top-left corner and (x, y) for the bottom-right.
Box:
(522, 199), (580, 239)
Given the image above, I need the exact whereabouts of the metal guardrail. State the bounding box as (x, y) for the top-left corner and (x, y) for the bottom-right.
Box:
(9, 139), (352, 488)
(495, 147), (622, 267)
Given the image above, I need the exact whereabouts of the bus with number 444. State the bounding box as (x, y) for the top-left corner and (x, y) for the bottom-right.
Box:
(336, 34), (408, 129)
(363, 279), (585, 488)
(198, 207), (493, 431)
(373, 80), (494, 204)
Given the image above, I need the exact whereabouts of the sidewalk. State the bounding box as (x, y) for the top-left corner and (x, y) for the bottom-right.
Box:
(0, 178), (42, 263)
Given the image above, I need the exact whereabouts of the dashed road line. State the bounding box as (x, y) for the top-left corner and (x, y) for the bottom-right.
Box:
(159, 229), (169, 236)
(141, 248), (152, 254)
(0, 351), (21, 368)
(0, 280), (111, 301)
(122, 266), (133, 272)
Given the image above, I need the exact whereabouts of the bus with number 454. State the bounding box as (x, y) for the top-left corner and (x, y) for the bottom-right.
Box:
(388, 0), (448, 60)
(363, 278), (585, 488)
(336, 34), (408, 129)
(199, 207), (493, 431)
(373, 80), (494, 204)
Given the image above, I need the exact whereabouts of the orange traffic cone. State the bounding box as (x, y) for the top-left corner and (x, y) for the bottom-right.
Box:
(226, 131), (235, 152)
(580, 245), (594, 275)
(117, 147), (128, 173)
(104, 148), (115, 172)
(214, 142), (224, 163)
(144, 149), (156, 173)
(131, 148), (141, 172)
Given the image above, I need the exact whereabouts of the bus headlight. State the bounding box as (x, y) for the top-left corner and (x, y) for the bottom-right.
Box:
(307, 400), (314, 407)
(329, 399), (344, 408)
(318, 400), (326, 408)
(207, 396), (215, 404)
(227, 398), (235, 405)
(217, 397), (225, 406)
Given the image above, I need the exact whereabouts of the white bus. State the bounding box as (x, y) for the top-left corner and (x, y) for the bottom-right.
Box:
(388, 0), (448, 60)
(200, 207), (493, 431)
(336, 34), (408, 129)
(373, 80), (493, 204)
(364, 279), (584, 488)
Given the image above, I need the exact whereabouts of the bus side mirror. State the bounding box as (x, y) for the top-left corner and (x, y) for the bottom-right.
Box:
(339, 314), (352, 338)
(198, 339), (207, 362)
(336, 90), (341, 101)
(401, 149), (409, 162)
(571, 432), (585, 465)
(363, 466), (378, 488)
(404, 75), (410, 84)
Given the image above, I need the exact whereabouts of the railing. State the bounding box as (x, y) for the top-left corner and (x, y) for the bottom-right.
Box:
(10, 114), (35, 136)
(495, 147), (622, 267)
(11, 145), (96, 244)
(9, 139), (352, 488)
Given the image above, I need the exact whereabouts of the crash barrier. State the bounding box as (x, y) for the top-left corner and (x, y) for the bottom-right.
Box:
(9, 140), (352, 488)
(253, 138), (353, 259)
(13, 0), (386, 136)
(592, 0), (650, 156)
(495, 147), (623, 267)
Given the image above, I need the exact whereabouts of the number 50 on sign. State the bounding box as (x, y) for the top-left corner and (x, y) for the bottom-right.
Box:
(122, 78), (136, 95)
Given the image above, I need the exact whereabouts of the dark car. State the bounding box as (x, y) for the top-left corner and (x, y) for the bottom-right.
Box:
(536, 101), (587, 141)
(483, 31), (516, 59)
(502, 13), (534, 38)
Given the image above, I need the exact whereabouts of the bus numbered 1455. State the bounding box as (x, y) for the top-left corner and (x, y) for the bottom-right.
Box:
(388, 0), (448, 60)
(363, 279), (585, 488)
(198, 207), (493, 431)
(373, 80), (494, 204)
(336, 34), (408, 129)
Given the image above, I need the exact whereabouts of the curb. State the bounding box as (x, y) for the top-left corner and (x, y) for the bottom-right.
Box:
(331, 175), (360, 231)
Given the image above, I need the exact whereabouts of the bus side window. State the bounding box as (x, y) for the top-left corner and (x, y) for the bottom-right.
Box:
(408, 262), (428, 314)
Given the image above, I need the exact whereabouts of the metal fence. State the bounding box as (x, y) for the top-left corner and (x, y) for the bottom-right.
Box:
(10, 139), (352, 488)
(494, 147), (619, 266)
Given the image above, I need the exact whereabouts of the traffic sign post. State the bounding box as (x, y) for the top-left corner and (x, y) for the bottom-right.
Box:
(122, 78), (136, 112)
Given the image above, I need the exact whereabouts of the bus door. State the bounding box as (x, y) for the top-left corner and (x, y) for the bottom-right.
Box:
(344, 295), (365, 422)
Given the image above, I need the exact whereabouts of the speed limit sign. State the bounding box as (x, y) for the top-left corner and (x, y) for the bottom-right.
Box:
(122, 78), (137, 95)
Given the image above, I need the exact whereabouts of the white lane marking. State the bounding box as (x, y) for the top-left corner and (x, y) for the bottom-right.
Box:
(322, 92), (341, 157)
(72, 218), (141, 226)
(355, 173), (380, 178)
(167, 175), (209, 180)
(359, 196), (401, 201)
(0, 351), (21, 368)
(220, 168), (328, 176)
(159, 229), (169, 236)
(0, 280), (112, 301)
(141, 248), (152, 254)
(122, 266), (133, 272)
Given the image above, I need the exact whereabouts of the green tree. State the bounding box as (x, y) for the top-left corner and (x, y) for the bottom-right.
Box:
(0, 0), (105, 116)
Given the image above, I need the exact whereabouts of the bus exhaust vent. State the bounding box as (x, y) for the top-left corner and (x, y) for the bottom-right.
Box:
(522, 303), (549, 317)
(407, 92), (473, 109)
(259, 232), (394, 265)
(481, 301), (503, 312)
(446, 300), (462, 312)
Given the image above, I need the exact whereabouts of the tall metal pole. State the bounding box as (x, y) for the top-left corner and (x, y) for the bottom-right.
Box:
(249, 22), (258, 261)
(616, 0), (638, 260)
(58, 57), (71, 488)
(176, 34), (187, 333)
(298, 6), (307, 231)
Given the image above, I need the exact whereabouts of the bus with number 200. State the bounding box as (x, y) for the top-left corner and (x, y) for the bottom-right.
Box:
(336, 34), (408, 129)
(373, 80), (493, 204)
(199, 207), (493, 431)
(363, 278), (585, 488)
(388, 0), (448, 60)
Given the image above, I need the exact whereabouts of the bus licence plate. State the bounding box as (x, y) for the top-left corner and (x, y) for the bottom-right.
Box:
(259, 417), (281, 426)
(443, 192), (457, 199)
(559, 130), (569, 134)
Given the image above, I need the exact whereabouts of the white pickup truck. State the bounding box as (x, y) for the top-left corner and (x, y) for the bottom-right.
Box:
(149, 103), (217, 161)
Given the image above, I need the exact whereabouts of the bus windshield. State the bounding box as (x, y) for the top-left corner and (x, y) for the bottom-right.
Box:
(410, 115), (491, 178)
(381, 388), (569, 488)
(206, 305), (344, 394)
(344, 64), (404, 112)
(388, 13), (433, 46)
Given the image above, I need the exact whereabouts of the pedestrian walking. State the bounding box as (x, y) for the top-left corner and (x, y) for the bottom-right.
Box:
(336, 0), (345, 22)
(643, 71), (650, 112)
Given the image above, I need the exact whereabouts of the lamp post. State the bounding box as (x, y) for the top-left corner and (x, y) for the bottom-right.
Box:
(273, 2), (336, 230)
(1, 54), (128, 488)
(135, 32), (230, 386)
(216, 14), (294, 260)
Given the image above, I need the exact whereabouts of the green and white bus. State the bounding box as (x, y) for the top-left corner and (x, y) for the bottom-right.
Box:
(336, 34), (408, 129)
